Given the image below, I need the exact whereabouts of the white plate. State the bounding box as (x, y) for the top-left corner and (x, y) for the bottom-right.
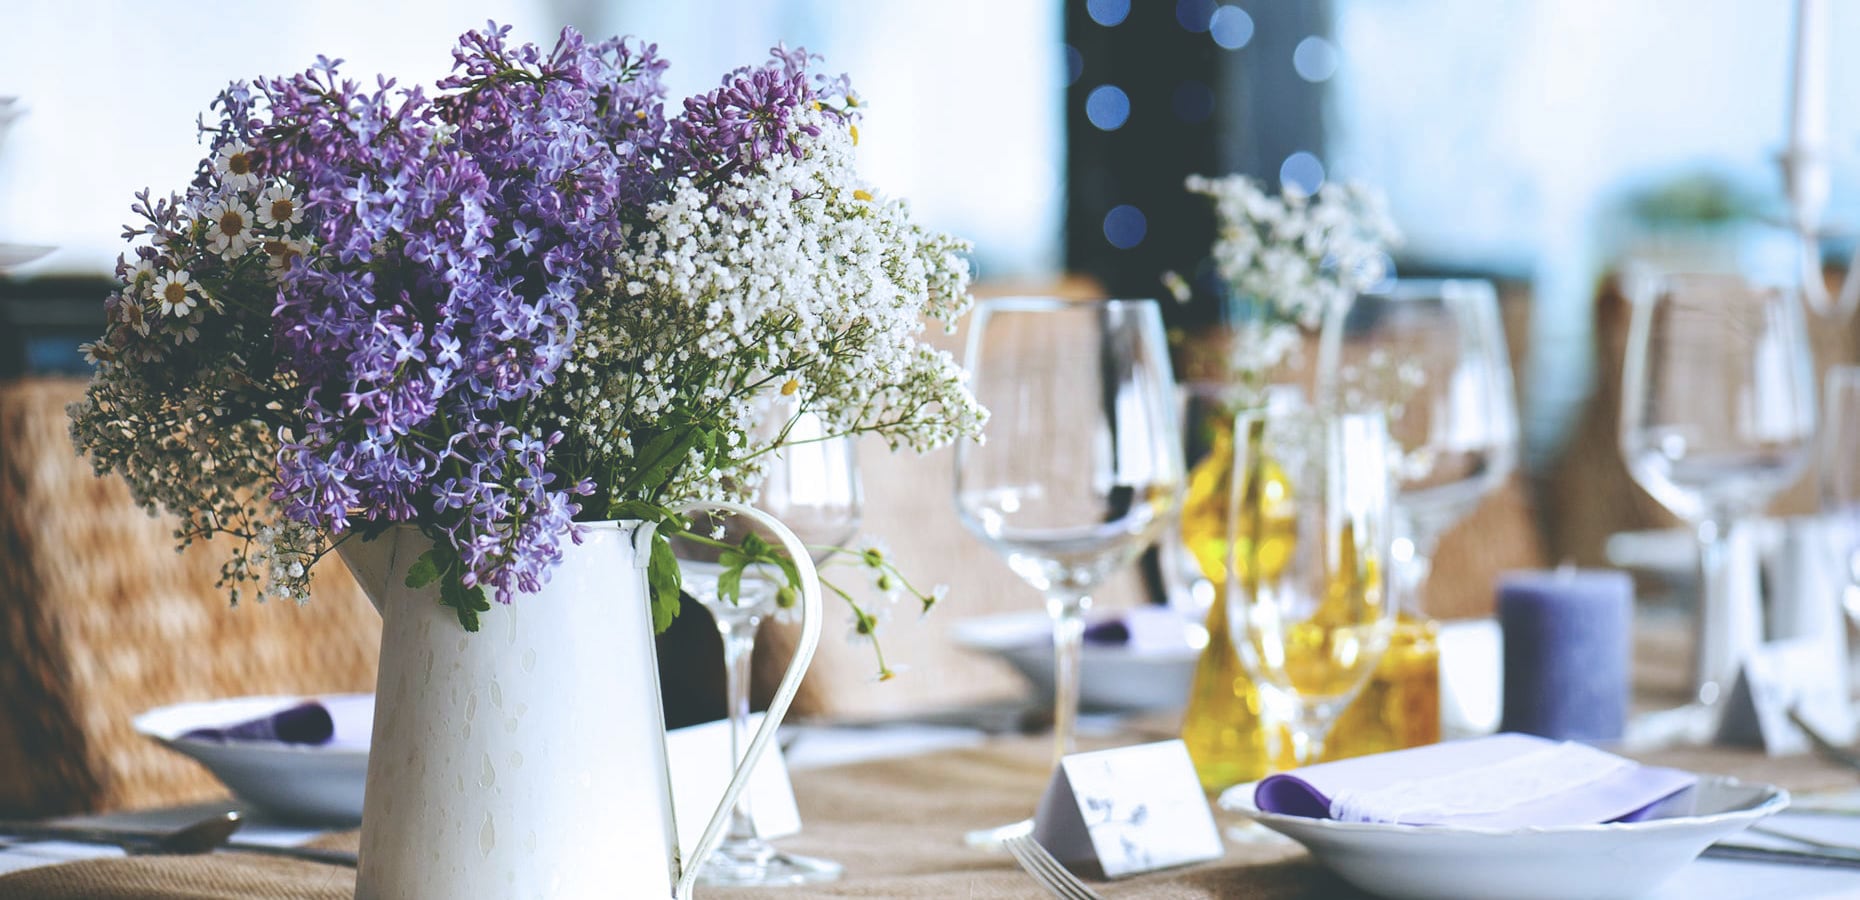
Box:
(133, 695), (372, 824)
(949, 609), (1200, 711)
(1220, 775), (1788, 900)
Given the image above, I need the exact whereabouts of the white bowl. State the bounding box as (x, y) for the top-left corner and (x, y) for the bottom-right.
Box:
(133, 695), (371, 824)
(1220, 775), (1788, 900)
(950, 609), (1200, 711)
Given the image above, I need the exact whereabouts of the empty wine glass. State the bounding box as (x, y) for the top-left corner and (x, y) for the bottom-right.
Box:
(1316, 279), (1518, 614)
(1227, 406), (1396, 765)
(1821, 365), (1860, 626)
(952, 297), (1185, 821)
(679, 413), (859, 887)
(1619, 258), (1817, 708)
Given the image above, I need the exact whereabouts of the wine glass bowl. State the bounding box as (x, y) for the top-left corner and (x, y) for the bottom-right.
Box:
(1227, 406), (1396, 765)
(1319, 279), (1518, 559)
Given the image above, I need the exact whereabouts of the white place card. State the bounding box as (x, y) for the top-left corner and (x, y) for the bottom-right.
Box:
(666, 714), (801, 857)
(1715, 636), (1856, 755)
(1032, 740), (1223, 879)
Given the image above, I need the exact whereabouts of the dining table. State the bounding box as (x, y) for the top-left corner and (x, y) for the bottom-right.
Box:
(2, 714), (1859, 900)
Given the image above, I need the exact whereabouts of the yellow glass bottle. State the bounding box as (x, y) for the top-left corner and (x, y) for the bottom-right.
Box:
(1178, 423), (1290, 791)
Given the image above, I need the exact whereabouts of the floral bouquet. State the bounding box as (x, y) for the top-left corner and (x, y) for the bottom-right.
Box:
(1170, 174), (1400, 395)
(69, 24), (985, 658)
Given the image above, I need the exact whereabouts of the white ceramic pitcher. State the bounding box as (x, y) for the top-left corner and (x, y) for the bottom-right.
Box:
(337, 503), (822, 900)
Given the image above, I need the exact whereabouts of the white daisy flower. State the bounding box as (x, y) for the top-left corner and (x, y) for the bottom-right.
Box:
(203, 200), (255, 258)
(151, 270), (201, 317)
(214, 141), (260, 191)
(256, 183), (303, 229)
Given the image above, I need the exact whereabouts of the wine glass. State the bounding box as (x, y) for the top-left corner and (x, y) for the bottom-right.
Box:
(1316, 279), (1518, 615)
(680, 413), (859, 887)
(1226, 405), (1396, 765)
(1820, 365), (1860, 626)
(952, 297), (1186, 796)
(1619, 263), (1817, 708)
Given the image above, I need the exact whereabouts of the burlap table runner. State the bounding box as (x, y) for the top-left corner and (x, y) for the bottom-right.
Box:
(0, 734), (1850, 899)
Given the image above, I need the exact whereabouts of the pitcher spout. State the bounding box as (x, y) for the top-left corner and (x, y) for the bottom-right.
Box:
(333, 531), (403, 614)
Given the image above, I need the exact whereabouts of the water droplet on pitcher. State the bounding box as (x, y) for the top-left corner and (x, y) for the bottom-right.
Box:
(490, 680), (503, 709)
(465, 693), (478, 721)
(521, 648), (537, 672)
(509, 750), (524, 769)
(458, 636), (469, 653)
(504, 716), (519, 734)
(455, 773), (464, 793)
(480, 814), (497, 855)
(524, 830), (537, 853)
(480, 753), (496, 788)
(514, 702), (528, 719)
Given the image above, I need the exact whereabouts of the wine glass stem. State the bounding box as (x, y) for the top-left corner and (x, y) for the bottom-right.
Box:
(1694, 516), (1756, 708)
(1046, 590), (1090, 768)
(718, 616), (761, 842)
(1285, 702), (1334, 768)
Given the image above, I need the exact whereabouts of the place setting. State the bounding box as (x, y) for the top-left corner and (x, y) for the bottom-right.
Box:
(7, 4), (1860, 899)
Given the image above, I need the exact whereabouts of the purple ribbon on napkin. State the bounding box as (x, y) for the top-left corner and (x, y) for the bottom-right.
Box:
(181, 701), (336, 745)
(1254, 733), (1697, 829)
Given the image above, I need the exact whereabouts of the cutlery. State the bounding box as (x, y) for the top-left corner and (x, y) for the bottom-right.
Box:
(1003, 832), (1103, 900)
(0, 811), (358, 866)
(1703, 842), (1860, 869)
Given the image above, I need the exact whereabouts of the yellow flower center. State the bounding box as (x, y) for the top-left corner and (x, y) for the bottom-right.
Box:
(853, 189), (873, 202)
(227, 152), (252, 176)
(163, 282), (187, 304)
(270, 199), (294, 222)
(634, 109), (647, 120)
(780, 378), (799, 396)
(849, 125), (860, 146)
(218, 210), (245, 237)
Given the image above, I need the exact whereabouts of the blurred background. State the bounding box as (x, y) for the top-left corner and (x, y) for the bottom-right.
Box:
(3, 0), (1859, 814)
(7, 0), (1859, 463)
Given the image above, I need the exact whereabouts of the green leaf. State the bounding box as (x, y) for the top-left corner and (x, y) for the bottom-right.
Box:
(624, 425), (707, 498)
(609, 499), (672, 523)
(740, 532), (770, 558)
(438, 572), (489, 633)
(716, 564), (744, 606)
(404, 550), (442, 589)
(647, 529), (682, 634)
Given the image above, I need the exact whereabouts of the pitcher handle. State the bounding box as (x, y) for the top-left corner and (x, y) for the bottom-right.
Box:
(671, 501), (823, 900)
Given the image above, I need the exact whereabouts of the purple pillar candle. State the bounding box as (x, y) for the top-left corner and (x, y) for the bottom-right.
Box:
(1499, 569), (1633, 742)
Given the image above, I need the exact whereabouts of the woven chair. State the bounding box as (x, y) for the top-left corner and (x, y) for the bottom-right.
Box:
(0, 377), (380, 818)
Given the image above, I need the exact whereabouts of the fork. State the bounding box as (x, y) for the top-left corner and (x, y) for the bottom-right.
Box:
(1003, 833), (1104, 900)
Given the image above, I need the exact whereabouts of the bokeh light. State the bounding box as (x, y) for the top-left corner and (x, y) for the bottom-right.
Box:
(1103, 204), (1148, 249)
(1085, 85), (1131, 131)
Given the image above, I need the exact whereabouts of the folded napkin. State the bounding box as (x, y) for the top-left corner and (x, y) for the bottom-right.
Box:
(180, 697), (374, 748)
(1254, 733), (1697, 829)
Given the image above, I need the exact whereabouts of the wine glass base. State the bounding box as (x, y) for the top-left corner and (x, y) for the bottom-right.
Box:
(962, 817), (1033, 850)
(696, 837), (842, 886)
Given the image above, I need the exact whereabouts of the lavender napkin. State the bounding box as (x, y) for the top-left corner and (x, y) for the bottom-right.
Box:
(176, 696), (381, 747)
(1254, 733), (1697, 829)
